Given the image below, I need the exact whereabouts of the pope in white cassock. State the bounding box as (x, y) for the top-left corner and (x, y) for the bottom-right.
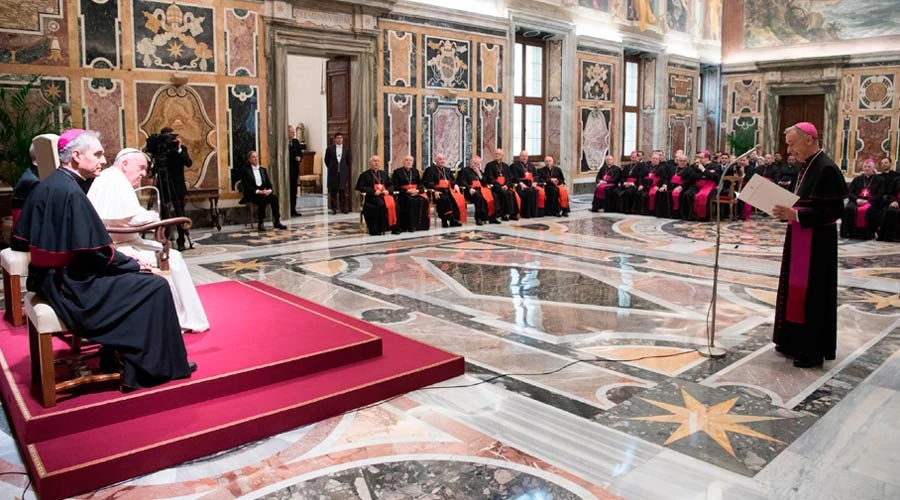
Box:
(87, 148), (210, 332)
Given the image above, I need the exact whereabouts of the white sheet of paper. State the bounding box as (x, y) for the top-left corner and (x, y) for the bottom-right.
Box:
(736, 174), (800, 216)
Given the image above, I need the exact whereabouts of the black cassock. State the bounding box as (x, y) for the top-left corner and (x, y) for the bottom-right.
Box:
(653, 165), (687, 218)
(355, 169), (395, 235)
(877, 174), (900, 241)
(422, 164), (461, 224)
(537, 166), (569, 216)
(612, 162), (649, 214)
(591, 164), (623, 212)
(840, 174), (885, 240)
(773, 150), (848, 365)
(636, 162), (671, 215)
(484, 160), (519, 220)
(391, 167), (430, 231)
(456, 167), (491, 223)
(511, 161), (541, 218)
(12, 168), (191, 389)
(681, 163), (721, 221)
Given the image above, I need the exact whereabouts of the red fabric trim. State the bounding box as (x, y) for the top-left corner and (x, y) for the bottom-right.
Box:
(787, 221), (812, 323)
(496, 176), (506, 185)
(29, 247), (75, 267)
(649, 186), (659, 211)
(11, 209), (21, 230)
(471, 180), (482, 188)
(450, 191), (467, 223)
(693, 179), (717, 219)
(558, 186), (569, 209)
(535, 186), (545, 208)
(436, 179), (450, 189)
(480, 187), (495, 216)
(382, 194), (398, 227)
(514, 190), (521, 212)
(855, 202), (871, 228)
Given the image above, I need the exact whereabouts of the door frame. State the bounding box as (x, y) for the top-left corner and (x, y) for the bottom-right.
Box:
(266, 21), (378, 214)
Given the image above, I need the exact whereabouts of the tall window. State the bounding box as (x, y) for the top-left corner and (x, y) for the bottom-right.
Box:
(622, 55), (641, 161)
(513, 37), (544, 161)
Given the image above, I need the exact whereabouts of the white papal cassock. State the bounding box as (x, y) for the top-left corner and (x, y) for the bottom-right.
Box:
(87, 167), (210, 332)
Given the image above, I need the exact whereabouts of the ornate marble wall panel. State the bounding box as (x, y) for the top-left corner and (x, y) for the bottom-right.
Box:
(858, 74), (894, 111)
(424, 36), (470, 90)
(547, 40), (562, 102)
(383, 93), (416, 169)
(224, 8), (258, 77)
(477, 42), (502, 94)
(578, 107), (611, 174)
(0, 75), (71, 131)
(667, 71), (694, 111)
(732, 79), (760, 114)
(132, 0), (215, 73)
(80, 0), (119, 69)
(424, 97), (471, 169)
(580, 60), (613, 102)
(546, 105), (561, 160)
(854, 115), (892, 168)
(82, 77), (124, 156)
(384, 30), (416, 88)
(667, 114), (691, 158)
(576, 51), (619, 178)
(478, 98), (501, 159)
(641, 110), (655, 154)
(136, 83), (218, 189)
(226, 84), (256, 188)
(641, 57), (656, 110)
(0, 0), (68, 65)
(379, 20), (505, 173)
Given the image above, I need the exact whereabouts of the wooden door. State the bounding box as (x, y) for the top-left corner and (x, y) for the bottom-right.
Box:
(326, 57), (352, 202)
(777, 94), (824, 157)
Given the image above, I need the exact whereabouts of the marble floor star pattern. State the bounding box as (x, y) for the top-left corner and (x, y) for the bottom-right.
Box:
(1, 194), (899, 499)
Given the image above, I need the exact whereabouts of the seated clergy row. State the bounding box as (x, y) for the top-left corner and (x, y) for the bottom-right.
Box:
(591, 149), (800, 221)
(840, 157), (900, 241)
(12, 129), (206, 389)
(355, 149), (571, 236)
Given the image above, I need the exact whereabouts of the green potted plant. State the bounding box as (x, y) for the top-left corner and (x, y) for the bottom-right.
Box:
(0, 76), (65, 244)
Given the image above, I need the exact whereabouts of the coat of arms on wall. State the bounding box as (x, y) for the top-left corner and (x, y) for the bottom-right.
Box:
(581, 61), (612, 101)
(425, 37), (469, 90)
(133, 1), (215, 72)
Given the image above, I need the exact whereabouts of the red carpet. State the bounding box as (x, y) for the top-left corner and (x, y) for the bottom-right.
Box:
(0, 281), (464, 500)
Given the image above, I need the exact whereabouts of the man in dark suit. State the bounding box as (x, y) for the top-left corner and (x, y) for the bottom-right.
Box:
(288, 124), (304, 217)
(158, 127), (192, 250)
(324, 132), (351, 214)
(240, 150), (287, 232)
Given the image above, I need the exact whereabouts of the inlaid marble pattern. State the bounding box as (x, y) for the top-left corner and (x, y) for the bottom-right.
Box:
(0, 0), (68, 66)
(82, 77), (124, 157)
(384, 29), (415, 87)
(385, 93), (416, 169)
(855, 115), (892, 169)
(424, 36), (469, 90)
(424, 97), (471, 169)
(79, 0), (119, 68)
(478, 42), (501, 93)
(478, 98), (500, 157)
(580, 107), (611, 173)
(668, 72), (694, 111)
(667, 114), (691, 157)
(733, 79), (761, 114)
(133, 0), (215, 72)
(224, 8), (258, 77)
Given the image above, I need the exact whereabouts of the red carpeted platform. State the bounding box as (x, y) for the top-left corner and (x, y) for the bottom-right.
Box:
(0, 281), (464, 500)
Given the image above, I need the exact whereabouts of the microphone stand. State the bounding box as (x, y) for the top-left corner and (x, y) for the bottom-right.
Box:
(698, 145), (759, 358)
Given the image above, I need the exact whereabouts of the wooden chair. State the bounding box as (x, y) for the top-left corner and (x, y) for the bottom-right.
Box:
(1, 248), (29, 327)
(712, 175), (742, 221)
(234, 180), (257, 228)
(298, 151), (320, 196)
(29, 216), (191, 407)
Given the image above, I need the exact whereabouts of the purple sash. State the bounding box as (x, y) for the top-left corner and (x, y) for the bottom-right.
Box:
(670, 175), (683, 210)
(693, 179), (717, 219)
(648, 173), (659, 211)
(787, 220), (813, 323)
(855, 188), (871, 228)
(595, 174), (613, 199)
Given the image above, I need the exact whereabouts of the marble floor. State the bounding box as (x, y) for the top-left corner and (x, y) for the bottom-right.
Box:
(2, 194), (899, 499)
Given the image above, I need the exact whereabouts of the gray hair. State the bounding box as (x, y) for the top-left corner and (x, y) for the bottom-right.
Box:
(58, 130), (101, 164)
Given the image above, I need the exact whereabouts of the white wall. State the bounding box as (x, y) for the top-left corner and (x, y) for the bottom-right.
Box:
(286, 55), (328, 193)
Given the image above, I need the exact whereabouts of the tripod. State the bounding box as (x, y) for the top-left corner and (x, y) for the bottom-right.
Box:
(152, 163), (193, 250)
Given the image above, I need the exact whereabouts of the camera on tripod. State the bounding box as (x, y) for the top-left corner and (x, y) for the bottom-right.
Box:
(145, 133), (179, 173)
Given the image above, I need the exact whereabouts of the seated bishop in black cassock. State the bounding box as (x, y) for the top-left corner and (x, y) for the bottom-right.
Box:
(422, 153), (464, 227)
(510, 151), (542, 218)
(13, 130), (194, 389)
(390, 155), (430, 232)
(840, 160), (885, 240)
(356, 155), (398, 235)
(484, 149), (519, 221)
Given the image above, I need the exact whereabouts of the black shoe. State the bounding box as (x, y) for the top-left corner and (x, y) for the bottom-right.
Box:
(793, 358), (823, 368)
(330, 209), (337, 215)
(274, 223), (288, 230)
(257, 223), (266, 232)
(441, 220), (450, 228)
(291, 211), (301, 217)
(489, 218), (501, 224)
(450, 220), (463, 227)
(561, 212), (569, 217)
(391, 228), (402, 234)
(407, 228), (415, 232)
(188, 361), (198, 373)
(501, 215), (509, 221)
(475, 220), (484, 226)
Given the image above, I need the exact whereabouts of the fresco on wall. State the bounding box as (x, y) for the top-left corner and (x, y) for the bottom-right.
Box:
(580, 107), (611, 173)
(744, 0), (900, 49)
(133, 1), (215, 72)
(0, 1), (68, 65)
(578, 0), (609, 11)
(665, 0), (690, 33)
(424, 37), (469, 90)
(704, 0), (721, 40)
(627, 0), (658, 32)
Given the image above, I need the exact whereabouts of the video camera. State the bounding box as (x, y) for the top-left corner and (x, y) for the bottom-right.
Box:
(144, 133), (179, 175)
